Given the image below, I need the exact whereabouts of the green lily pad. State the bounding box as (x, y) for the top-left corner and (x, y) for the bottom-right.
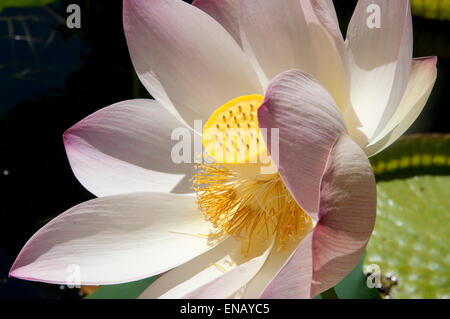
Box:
(364, 134), (450, 299)
(411, 0), (450, 21)
(0, 0), (57, 13)
(370, 134), (450, 179)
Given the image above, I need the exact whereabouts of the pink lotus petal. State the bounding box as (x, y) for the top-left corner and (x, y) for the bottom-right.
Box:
(239, 234), (311, 298)
(260, 232), (314, 298)
(64, 99), (194, 197)
(10, 193), (220, 285)
(258, 69), (347, 218)
(345, 0), (412, 141)
(311, 134), (376, 296)
(261, 134), (376, 298)
(193, 0), (241, 47)
(123, 0), (262, 131)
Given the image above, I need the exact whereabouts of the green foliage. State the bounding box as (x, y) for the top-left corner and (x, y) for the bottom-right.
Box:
(85, 277), (156, 299)
(333, 253), (381, 299)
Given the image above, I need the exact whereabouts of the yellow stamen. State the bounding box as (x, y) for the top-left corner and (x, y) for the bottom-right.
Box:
(212, 263), (228, 273)
(194, 163), (311, 255)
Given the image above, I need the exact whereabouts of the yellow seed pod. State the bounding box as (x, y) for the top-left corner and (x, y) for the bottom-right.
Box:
(203, 95), (266, 165)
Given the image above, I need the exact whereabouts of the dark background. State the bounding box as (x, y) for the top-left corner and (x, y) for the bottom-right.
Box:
(0, 0), (448, 298)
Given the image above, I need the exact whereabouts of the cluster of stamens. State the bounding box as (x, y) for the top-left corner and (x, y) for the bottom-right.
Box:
(193, 163), (311, 255)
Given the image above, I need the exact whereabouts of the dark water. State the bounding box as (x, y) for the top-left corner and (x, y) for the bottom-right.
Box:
(0, 0), (448, 298)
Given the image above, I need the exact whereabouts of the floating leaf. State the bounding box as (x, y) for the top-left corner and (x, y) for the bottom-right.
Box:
(411, 0), (450, 21)
(0, 0), (57, 13)
(370, 134), (450, 180)
(365, 134), (450, 298)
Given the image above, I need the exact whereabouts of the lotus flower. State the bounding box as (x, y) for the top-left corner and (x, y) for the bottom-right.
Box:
(10, 0), (436, 299)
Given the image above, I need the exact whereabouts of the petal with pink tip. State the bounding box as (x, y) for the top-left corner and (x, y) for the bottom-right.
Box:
(123, 0), (262, 130)
(193, 0), (241, 47)
(345, 0), (412, 140)
(364, 56), (437, 157)
(258, 70), (347, 218)
(64, 99), (195, 197)
(261, 134), (376, 298)
(10, 193), (222, 285)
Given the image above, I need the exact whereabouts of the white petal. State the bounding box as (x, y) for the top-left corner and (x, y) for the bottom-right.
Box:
(140, 238), (272, 299)
(124, 0), (262, 131)
(364, 56), (437, 156)
(184, 240), (273, 299)
(240, 0), (350, 111)
(64, 99), (195, 197)
(193, 0), (241, 47)
(10, 193), (221, 285)
(240, 237), (308, 298)
(345, 0), (412, 141)
(300, 0), (350, 112)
